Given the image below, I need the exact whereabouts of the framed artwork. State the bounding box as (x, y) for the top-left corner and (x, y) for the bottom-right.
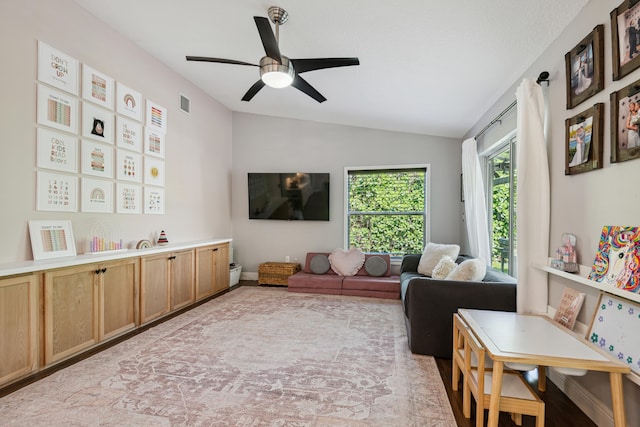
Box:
(116, 82), (143, 121)
(144, 157), (165, 187)
(81, 140), (114, 178)
(82, 64), (114, 110)
(144, 127), (165, 158)
(611, 1), (640, 81)
(116, 150), (142, 182)
(28, 220), (77, 260)
(37, 41), (79, 95)
(144, 186), (165, 214)
(564, 103), (604, 175)
(81, 177), (113, 213)
(36, 171), (78, 212)
(116, 183), (142, 214)
(588, 226), (640, 293)
(610, 78), (640, 163)
(565, 25), (604, 109)
(146, 100), (167, 133)
(82, 103), (114, 143)
(37, 84), (78, 134)
(36, 128), (78, 173)
(116, 116), (142, 152)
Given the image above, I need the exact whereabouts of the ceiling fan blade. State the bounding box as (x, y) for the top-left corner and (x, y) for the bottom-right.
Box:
(186, 56), (258, 67)
(290, 58), (360, 74)
(291, 75), (326, 103)
(241, 80), (266, 102)
(254, 16), (282, 62)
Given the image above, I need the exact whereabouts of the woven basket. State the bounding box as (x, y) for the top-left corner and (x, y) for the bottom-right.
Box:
(258, 262), (300, 286)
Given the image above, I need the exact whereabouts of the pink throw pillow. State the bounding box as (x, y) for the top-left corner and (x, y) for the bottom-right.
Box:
(328, 247), (365, 276)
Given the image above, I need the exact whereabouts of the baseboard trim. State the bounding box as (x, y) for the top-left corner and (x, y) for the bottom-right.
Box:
(241, 272), (258, 281)
(548, 368), (614, 427)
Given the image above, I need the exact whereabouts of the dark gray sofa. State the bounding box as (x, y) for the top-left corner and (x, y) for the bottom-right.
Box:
(400, 254), (517, 358)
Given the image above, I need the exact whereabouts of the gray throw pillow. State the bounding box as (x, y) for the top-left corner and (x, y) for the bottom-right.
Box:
(364, 255), (387, 277)
(309, 254), (331, 274)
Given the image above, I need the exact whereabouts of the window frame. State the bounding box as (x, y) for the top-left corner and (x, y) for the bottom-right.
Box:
(343, 164), (431, 258)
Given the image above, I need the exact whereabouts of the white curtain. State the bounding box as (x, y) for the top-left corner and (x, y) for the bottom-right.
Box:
(515, 79), (550, 314)
(462, 138), (491, 264)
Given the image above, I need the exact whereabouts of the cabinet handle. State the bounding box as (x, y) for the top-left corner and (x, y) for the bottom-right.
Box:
(95, 269), (101, 275)
(169, 255), (176, 260)
(213, 248), (218, 252)
(101, 268), (107, 273)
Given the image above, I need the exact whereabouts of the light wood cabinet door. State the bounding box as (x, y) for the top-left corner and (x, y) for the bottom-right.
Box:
(100, 258), (138, 340)
(195, 247), (215, 301)
(0, 274), (39, 386)
(140, 254), (170, 324)
(213, 243), (230, 293)
(44, 265), (99, 365)
(170, 250), (194, 311)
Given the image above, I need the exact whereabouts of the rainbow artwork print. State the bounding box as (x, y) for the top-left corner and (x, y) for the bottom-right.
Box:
(589, 226), (640, 293)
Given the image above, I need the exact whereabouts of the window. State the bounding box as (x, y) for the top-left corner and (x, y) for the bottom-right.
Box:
(345, 165), (429, 256)
(484, 134), (517, 276)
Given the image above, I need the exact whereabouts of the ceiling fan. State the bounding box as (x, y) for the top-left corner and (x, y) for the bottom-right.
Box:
(186, 6), (359, 103)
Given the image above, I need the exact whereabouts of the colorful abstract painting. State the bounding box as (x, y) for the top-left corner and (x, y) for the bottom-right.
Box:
(589, 226), (640, 293)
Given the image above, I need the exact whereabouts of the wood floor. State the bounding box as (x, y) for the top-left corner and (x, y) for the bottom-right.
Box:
(435, 357), (597, 427)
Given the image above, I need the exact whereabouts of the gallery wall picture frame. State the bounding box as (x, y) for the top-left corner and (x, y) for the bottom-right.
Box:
(144, 186), (165, 214)
(37, 84), (78, 134)
(610, 78), (640, 163)
(116, 183), (142, 214)
(116, 116), (142, 152)
(28, 220), (77, 260)
(144, 157), (165, 187)
(144, 127), (165, 158)
(82, 103), (114, 144)
(565, 24), (604, 109)
(564, 103), (604, 175)
(611, 1), (640, 81)
(82, 64), (114, 110)
(36, 171), (78, 212)
(116, 150), (142, 183)
(36, 128), (78, 173)
(81, 140), (114, 178)
(37, 41), (79, 95)
(81, 177), (113, 213)
(116, 82), (143, 122)
(146, 100), (167, 133)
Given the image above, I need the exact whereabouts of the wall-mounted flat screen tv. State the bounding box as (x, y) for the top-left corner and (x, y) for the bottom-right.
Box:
(248, 172), (330, 221)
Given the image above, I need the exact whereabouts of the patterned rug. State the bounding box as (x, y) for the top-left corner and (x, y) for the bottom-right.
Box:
(0, 287), (455, 426)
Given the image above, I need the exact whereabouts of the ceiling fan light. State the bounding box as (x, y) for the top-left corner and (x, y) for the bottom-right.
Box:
(260, 57), (294, 88)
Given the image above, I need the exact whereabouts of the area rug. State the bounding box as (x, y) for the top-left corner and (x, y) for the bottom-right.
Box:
(0, 287), (455, 426)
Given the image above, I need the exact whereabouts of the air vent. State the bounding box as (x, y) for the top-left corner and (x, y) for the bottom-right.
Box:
(179, 93), (191, 114)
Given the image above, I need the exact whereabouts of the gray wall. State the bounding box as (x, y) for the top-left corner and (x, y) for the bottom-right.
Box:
(0, 0), (232, 263)
(231, 112), (462, 273)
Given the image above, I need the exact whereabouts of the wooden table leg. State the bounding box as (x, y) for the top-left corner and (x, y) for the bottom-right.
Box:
(487, 360), (504, 427)
(537, 365), (546, 392)
(610, 372), (627, 427)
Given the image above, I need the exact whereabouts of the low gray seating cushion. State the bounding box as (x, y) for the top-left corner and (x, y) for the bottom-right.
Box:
(364, 255), (388, 277)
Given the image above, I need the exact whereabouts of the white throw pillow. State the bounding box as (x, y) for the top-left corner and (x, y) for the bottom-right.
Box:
(328, 247), (365, 276)
(417, 242), (460, 277)
(446, 258), (486, 282)
(431, 255), (457, 279)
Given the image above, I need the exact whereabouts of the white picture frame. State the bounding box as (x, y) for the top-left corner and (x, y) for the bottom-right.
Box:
(37, 84), (78, 134)
(116, 116), (142, 152)
(146, 99), (167, 133)
(144, 186), (165, 214)
(36, 128), (78, 173)
(144, 157), (165, 187)
(36, 171), (78, 212)
(81, 177), (113, 213)
(116, 150), (142, 183)
(144, 127), (165, 158)
(116, 183), (142, 214)
(82, 103), (114, 143)
(28, 220), (77, 260)
(116, 82), (143, 122)
(82, 64), (114, 110)
(81, 140), (114, 178)
(37, 41), (79, 95)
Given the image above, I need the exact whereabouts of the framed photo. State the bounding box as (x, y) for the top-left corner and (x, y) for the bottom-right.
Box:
(144, 127), (165, 158)
(610, 78), (640, 163)
(116, 150), (142, 182)
(37, 41), (79, 95)
(36, 128), (78, 173)
(564, 103), (604, 175)
(565, 25), (604, 109)
(82, 64), (114, 110)
(81, 140), (114, 178)
(144, 186), (165, 214)
(146, 100), (167, 133)
(611, 1), (640, 81)
(37, 84), (78, 134)
(81, 177), (113, 213)
(28, 220), (77, 260)
(36, 171), (78, 212)
(82, 103), (114, 143)
(116, 183), (142, 214)
(116, 82), (143, 121)
(144, 157), (165, 187)
(116, 116), (142, 152)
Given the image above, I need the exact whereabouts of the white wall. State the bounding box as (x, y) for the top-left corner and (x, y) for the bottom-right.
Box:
(465, 0), (640, 425)
(231, 112), (462, 273)
(0, 0), (232, 263)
